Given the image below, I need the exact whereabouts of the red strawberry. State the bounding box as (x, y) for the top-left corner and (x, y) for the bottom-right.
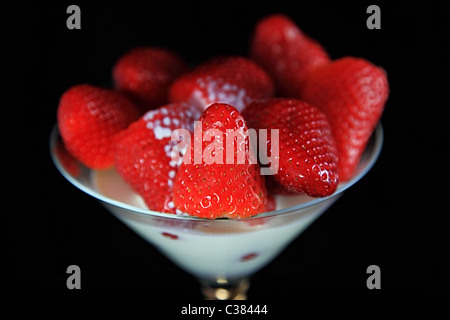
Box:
(250, 14), (330, 97)
(300, 57), (389, 181)
(112, 47), (187, 113)
(57, 84), (140, 169)
(243, 98), (339, 197)
(168, 56), (274, 112)
(115, 102), (201, 213)
(172, 103), (269, 219)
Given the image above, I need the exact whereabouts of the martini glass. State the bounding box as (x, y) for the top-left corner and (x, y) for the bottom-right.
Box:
(50, 123), (383, 299)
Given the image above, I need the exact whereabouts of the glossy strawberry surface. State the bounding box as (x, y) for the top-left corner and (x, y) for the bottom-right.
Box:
(173, 103), (269, 218)
(113, 47), (187, 113)
(169, 56), (274, 112)
(115, 103), (201, 213)
(250, 14), (330, 97)
(301, 57), (389, 181)
(57, 84), (139, 169)
(243, 98), (339, 197)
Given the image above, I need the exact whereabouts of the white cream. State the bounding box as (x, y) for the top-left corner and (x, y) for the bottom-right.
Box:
(93, 168), (338, 282)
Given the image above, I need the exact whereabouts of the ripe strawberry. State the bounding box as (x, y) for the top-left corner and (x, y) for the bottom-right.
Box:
(57, 84), (140, 169)
(300, 57), (389, 181)
(243, 98), (339, 197)
(250, 14), (330, 97)
(172, 103), (269, 219)
(112, 47), (187, 113)
(168, 56), (274, 112)
(115, 103), (201, 213)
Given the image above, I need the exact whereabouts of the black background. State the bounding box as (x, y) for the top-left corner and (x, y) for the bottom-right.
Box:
(6, 0), (449, 302)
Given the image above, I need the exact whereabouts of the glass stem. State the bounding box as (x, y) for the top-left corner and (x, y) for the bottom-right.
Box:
(200, 278), (250, 300)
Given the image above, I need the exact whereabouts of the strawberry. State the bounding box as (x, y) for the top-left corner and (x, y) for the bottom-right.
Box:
(168, 56), (274, 112)
(250, 14), (330, 97)
(57, 84), (140, 169)
(172, 103), (269, 219)
(300, 57), (389, 181)
(112, 47), (187, 113)
(243, 98), (339, 197)
(114, 102), (201, 213)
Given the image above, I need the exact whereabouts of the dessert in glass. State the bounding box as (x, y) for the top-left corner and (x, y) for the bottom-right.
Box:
(51, 13), (388, 299)
(50, 123), (383, 299)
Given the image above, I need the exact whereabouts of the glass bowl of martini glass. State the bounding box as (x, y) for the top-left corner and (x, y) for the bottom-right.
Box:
(50, 123), (383, 300)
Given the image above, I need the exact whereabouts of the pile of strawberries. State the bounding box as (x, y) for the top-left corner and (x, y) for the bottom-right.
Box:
(57, 14), (389, 219)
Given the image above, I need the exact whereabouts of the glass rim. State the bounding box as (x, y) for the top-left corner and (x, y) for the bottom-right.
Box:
(49, 123), (383, 221)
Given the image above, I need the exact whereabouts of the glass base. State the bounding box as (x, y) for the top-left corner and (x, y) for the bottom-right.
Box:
(200, 278), (250, 300)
